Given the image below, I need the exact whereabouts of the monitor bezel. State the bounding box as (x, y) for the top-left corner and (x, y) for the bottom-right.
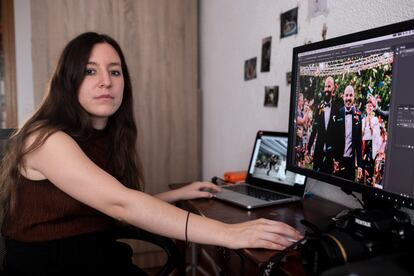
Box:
(287, 19), (414, 209)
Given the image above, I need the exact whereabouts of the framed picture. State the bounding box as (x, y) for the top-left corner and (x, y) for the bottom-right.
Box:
(280, 7), (298, 38)
(286, 72), (292, 84)
(264, 86), (279, 107)
(261, 36), (272, 72)
(244, 57), (257, 81)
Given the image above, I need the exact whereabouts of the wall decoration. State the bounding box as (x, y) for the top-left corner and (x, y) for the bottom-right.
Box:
(280, 7), (298, 38)
(261, 36), (272, 72)
(286, 72), (292, 85)
(244, 57), (257, 81)
(321, 23), (328, 40)
(264, 86), (279, 107)
(304, 39), (312, 45)
(308, 0), (328, 19)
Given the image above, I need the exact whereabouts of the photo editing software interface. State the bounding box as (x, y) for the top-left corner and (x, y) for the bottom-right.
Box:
(249, 134), (306, 186)
(289, 24), (414, 208)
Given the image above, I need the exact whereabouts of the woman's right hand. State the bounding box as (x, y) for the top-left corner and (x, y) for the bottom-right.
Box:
(223, 218), (302, 251)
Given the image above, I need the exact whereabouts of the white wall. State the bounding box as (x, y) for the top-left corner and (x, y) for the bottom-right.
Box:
(200, 0), (414, 209)
(200, 0), (414, 180)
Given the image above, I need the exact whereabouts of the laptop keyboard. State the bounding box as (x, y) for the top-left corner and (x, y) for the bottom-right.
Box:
(223, 185), (290, 201)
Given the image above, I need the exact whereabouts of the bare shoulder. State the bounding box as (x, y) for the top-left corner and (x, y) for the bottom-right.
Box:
(23, 130), (82, 180)
(25, 129), (74, 148)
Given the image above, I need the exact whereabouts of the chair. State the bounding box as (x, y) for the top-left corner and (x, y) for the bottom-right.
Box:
(0, 129), (15, 273)
(0, 128), (14, 159)
(0, 128), (179, 275)
(112, 226), (179, 275)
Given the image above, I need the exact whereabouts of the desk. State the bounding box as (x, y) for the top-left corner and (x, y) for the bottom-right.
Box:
(173, 187), (346, 275)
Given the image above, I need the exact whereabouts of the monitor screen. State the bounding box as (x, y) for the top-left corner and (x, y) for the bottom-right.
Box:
(248, 132), (306, 186)
(287, 19), (414, 209)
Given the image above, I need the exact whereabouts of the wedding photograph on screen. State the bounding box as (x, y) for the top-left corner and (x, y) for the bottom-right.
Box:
(293, 52), (393, 188)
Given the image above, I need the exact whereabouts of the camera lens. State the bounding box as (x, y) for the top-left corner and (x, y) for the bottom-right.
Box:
(302, 229), (367, 274)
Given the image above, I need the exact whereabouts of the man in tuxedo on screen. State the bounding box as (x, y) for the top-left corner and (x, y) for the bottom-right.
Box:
(306, 76), (337, 173)
(333, 85), (363, 181)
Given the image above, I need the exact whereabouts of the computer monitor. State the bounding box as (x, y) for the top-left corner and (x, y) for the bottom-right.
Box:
(287, 19), (414, 210)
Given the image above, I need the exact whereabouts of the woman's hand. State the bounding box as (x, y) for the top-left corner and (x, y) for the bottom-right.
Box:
(224, 218), (303, 250)
(176, 181), (221, 201)
(154, 181), (221, 203)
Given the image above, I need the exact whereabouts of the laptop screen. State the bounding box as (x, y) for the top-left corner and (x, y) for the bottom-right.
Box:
(246, 131), (306, 194)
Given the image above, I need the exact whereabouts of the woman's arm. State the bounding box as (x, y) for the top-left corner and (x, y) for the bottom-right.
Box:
(24, 131), (301, 250)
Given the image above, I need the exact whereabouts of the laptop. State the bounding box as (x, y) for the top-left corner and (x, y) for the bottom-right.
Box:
(213, 131), (306, 209)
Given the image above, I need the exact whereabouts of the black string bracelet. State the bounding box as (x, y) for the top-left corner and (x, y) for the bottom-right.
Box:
(185, 211), (191, 246)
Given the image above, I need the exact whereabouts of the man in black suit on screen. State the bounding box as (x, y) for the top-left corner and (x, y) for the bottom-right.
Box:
(306, 76), (337, 173)
(333, 85), (363, 182)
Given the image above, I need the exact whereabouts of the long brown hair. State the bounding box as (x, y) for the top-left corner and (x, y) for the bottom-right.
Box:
(0, 32), (143, 222)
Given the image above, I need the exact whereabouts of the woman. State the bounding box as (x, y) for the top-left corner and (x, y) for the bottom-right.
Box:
(0, 32), (301, 274)
(362, 99), (381, 186)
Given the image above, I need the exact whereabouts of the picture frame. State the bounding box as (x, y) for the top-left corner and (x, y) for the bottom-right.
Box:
(280, 7), (298, 38)
(264, 86), (279, 107)
(244, 57), (257, 81)
(261, 36), (272, 72)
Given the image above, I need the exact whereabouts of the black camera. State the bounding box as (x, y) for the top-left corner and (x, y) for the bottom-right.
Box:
(301, 208), (414, 275)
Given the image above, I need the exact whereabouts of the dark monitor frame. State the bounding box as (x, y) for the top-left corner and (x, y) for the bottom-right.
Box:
(287, 19), (414, 210)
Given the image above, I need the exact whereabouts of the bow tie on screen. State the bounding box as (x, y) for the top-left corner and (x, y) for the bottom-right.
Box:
(324, 102), (331, 108)
(345, 110), (353, 115)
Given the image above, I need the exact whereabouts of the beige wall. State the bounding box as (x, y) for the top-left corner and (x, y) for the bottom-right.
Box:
(31, 0), (200, 195)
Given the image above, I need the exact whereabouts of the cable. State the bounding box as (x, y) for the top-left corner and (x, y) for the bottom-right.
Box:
(350, 192), (365, 208)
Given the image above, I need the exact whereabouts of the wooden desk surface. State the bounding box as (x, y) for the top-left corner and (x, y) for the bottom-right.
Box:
(171, 182), (346, 274)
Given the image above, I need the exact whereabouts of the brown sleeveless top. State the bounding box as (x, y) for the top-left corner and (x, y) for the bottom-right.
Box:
(2, 129), (118, 242)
